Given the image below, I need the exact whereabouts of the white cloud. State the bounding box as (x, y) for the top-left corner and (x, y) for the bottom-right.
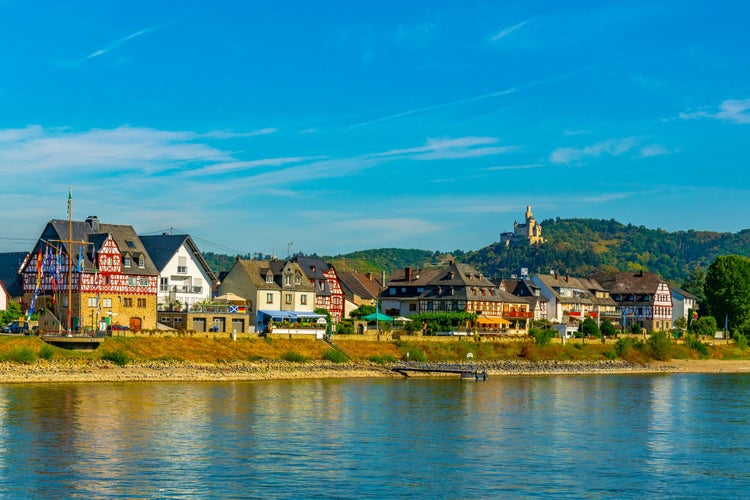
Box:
(372, 136), (513, 160)
(491, 20), (528, 42)
(637, 144), (670, 158)
(679, 99), (750, 124)
(549, 137), (639, 164)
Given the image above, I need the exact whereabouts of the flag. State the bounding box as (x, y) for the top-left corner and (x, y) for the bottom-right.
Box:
(67, 187), (72, 217)
(34, 249), (42, 289)
(77, 247), (84, 273)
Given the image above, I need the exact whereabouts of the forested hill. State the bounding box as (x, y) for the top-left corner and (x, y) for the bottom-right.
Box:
(465, 218), (750, 283)
(201, 219), (750, 284)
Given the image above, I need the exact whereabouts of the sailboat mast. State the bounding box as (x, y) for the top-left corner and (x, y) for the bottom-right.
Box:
(67, 187), (73, 334)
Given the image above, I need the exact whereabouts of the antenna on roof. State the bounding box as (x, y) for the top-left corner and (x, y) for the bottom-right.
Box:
(287, 241), (293, 258)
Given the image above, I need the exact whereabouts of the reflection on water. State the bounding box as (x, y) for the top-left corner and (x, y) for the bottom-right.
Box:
(0, 375), (749, 498)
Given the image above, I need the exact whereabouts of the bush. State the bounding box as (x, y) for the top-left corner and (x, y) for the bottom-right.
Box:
(281, 351), (308, 362)
(685, 334), (709, 357)
(369, 354), (399, 365)
(101, 350), (130, 366)
(604, 350), (617, 360)
(529, 328), (554, 346)
(647, 331), (672, 361)
(38, 344), (55, 360)
(323, 349), (349, 363)
(401, 346), (426, 362)
(615, 337), (643, 358)
(736, 332), (748, 350)
(7, 346), (36, 364)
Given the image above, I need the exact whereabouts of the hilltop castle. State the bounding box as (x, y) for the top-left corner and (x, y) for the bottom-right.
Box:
(500, 205), (545, 247)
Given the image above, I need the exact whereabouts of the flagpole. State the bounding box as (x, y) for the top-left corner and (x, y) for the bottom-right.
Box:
(67, 187), (73, 335)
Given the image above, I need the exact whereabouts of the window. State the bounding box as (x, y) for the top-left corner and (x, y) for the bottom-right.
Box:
(138, 298), (146, 308)
(389, 287), (395, 295)
(160, 277), (168, 292)
(139, 278), (149, 286)
(295, 273), (302, 285)
(128, 277), (136, 286)
(301, 295), (307, 305)
(319, 281), (325, 290)
(266, 272), (273, 284)
(102, 298), (112, 308)
(285, 293), (292, 304)
(123, 298), (133, 307)
(87, 297), (98, 307)
(123, 256), (131, 267)
(138, 256), (145, 268)
(126, 240), (136, 248)
(285, 275), (291, 286)
(266, 293), (273, 304)
(409, 303), (417, 312)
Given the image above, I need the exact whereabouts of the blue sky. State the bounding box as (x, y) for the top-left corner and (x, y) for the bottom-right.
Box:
(1, 1), (748, 257)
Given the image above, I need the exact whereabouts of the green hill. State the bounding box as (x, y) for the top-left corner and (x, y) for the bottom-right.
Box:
(466, 218), (750, 283)
(200, 219), (750, 284)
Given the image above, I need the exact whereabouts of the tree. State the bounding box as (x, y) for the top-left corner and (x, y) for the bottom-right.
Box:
(600, 319), (616, 337)
(704, 255), (750, 331)
(673, 316), (688, 333)
(349, 304), (375, 319)
(690, 315), (717, 337)
(682, 266), (706, 312)
(579, 317), (601, 339)
(0, 301), (23, 325)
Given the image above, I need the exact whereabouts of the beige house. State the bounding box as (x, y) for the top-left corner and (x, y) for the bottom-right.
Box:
(218, 258), (317, 332)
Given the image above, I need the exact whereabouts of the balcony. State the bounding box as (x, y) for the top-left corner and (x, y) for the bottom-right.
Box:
(503, 310), (533, 319)
(162, 285), (203, 294)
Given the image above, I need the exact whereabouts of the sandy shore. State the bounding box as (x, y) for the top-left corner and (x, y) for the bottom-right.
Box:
(1, 358), (749, 384)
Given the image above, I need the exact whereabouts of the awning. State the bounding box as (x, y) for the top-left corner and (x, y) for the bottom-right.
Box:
(258, 310), (326, 322)
(477, 316), (512, 326)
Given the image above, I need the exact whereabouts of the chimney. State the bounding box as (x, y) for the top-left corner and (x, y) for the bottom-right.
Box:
(85, 216), (100, 232)
(366, 272), (373, 281)
(639, 270), (643, 277)
(405, 267), (412, 282)
(565, 274), (569, 282)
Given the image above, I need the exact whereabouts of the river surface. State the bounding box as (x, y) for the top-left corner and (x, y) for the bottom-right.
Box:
(0, 374), (749, 499)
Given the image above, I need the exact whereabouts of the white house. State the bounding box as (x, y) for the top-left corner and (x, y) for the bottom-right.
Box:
(671, 286), (698, 325)
(140, 234), (216, 310)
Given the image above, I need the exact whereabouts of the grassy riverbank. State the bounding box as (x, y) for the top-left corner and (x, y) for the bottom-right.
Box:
(0, 334), (748, 383)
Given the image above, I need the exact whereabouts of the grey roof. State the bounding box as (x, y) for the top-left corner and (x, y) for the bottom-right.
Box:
(140, 234), (217, 280)
(591, 271), (665, 294)
(338, 271), (382, 301)
(671, 286), (697, 300)
(0, 252), (29, 297)
(33, 218), (159, 276)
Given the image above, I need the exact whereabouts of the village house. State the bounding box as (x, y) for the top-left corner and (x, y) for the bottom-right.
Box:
(591, 270), (673, 333)
(531, 272), (618, 328)
(337, 270), (383, 319)
(140, 234), (217, 311)
(22, 216), (159, 333)
(500, 277), (549, 322)
(0, 252), (27, 309)
(383, 262), (532, 334)
(218, 258), (320, 334)
(671, 286), (698, 326)
(291, 256), (344, 323)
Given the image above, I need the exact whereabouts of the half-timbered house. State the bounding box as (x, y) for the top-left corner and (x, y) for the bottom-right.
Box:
(22, 216), (159, 333)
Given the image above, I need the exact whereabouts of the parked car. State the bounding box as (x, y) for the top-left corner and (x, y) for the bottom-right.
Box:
(111, 324), (129, 331)
(1, 321), (29, 334)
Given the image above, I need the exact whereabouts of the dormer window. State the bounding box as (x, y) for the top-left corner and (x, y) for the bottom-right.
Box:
(295, 272), (302, 285)
(123, 256), (131, 267)
(265, 271), (274, 284)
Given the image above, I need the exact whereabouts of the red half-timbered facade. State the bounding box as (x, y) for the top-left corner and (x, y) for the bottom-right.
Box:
(292, 256), (344, 322)
(22, 216), (159, 333)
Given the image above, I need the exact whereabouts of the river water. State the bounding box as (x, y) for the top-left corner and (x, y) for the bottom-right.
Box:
(0, 374), (749, 499)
